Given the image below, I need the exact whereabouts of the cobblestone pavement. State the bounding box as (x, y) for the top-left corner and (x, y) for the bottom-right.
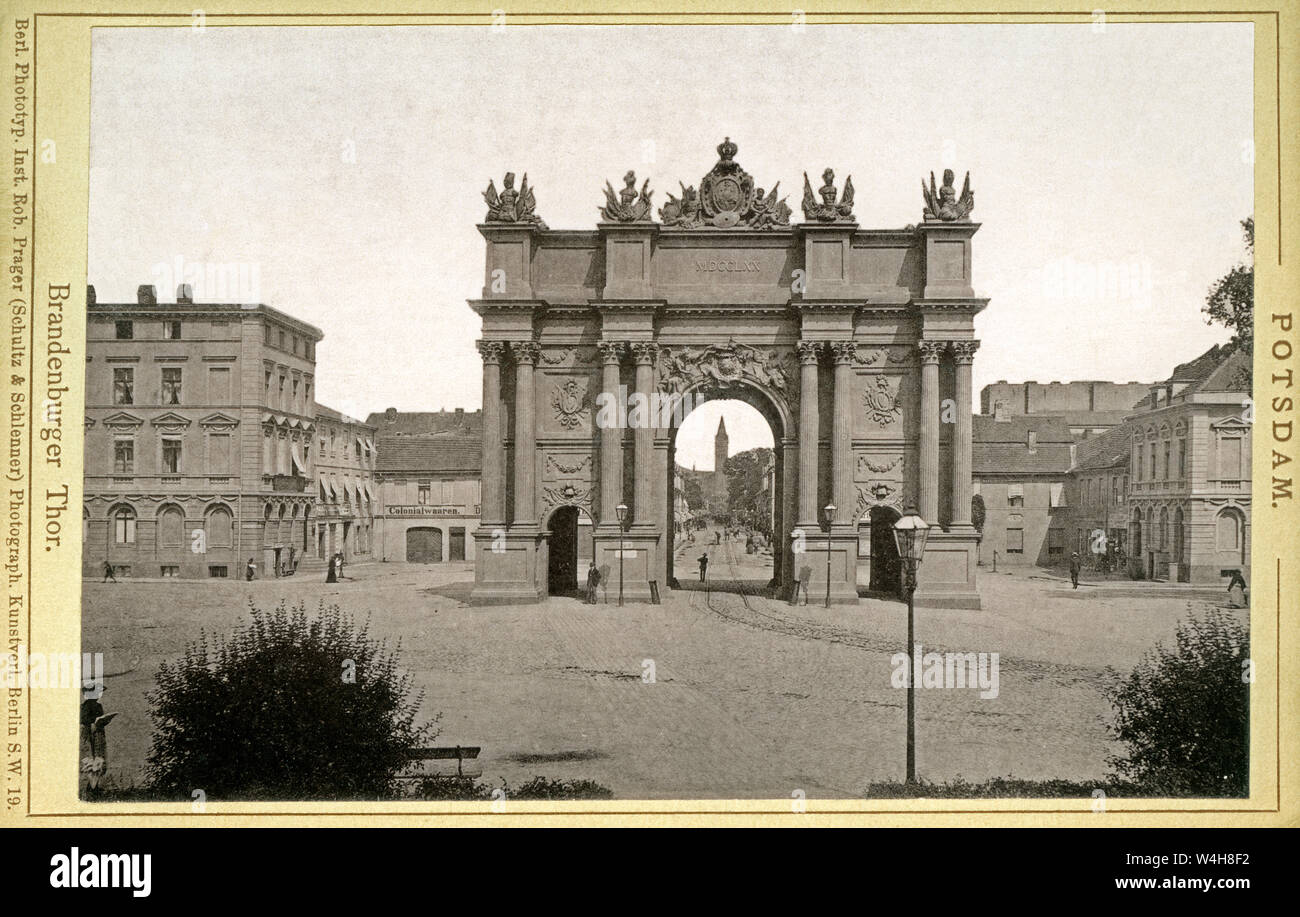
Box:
(81, 531), (1247, 799)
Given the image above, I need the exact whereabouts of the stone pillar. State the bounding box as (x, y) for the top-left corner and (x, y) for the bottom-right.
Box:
(476, 340), (506, 526)
(829, 341), (856, 525)
(596, 341), (625, 526)
(950, 341), (979, 528)
(510, 340), (540, 526)
(630, 342), (657, 525)
(796, 341), (822, 526)
(918, 341), (945, 525)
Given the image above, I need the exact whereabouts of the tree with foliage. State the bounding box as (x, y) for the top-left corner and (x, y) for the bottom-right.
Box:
(971, 494), (986, 534)
(725, 447), (775, 533)
(1203, 217), (1253, 351)
(1103, 607), (1249, 797)
(679, 471), (705, 513)
(146, 600), (435, 800)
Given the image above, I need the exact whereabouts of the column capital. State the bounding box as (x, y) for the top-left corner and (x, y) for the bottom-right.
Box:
(509, 340), (541, 365)
(828, 340), (857, 365)
(918, 340), (947, 364)
(476, 340), (506, 364)
(796, 340), (823, 364)
(630, 341), (659, 366)
(950, 340), (980, 364)
(596, 340), (626, 365)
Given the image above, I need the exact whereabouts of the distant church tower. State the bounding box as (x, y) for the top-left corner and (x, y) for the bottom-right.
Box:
(712, 417), (729, 510)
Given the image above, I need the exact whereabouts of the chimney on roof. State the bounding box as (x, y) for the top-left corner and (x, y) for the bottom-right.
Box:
(86, 284), (96, 305)
(176, 283), (193, 303)
(455, 408), (464, 416)
(137, 284), (156, 305)
(994, 400), (1009, 422)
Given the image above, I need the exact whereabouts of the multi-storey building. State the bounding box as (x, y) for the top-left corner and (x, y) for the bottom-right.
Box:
(971, 407), (1074, 566)
(1122, 344), (1252, 583)
(1066, 424), (1132, 565)
(364, 408), (483, 564)
(83, 283), (322, 578)
(980, 379), (1151, 440)
(311, 406), (378, 566)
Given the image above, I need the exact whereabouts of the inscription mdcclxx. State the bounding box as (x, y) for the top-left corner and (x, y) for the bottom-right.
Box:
(695, 259), (761, 273)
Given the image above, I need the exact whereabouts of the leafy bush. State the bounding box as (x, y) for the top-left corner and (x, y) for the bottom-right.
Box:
(1103, 607), (1249, 797)
(865, 776), (1146, 799)
(145, 600), (436, 800)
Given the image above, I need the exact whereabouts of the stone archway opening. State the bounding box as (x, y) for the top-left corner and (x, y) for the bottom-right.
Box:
(545, 505), (593, 597)
(667, 393), (782, 596)
(860, 504), (903, 598)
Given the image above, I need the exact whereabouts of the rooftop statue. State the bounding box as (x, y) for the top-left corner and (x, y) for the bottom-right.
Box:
(600, 170), (654, 222)
(483, 171), (548, 228)
(921, 168), (974, 222)
(661, 138), (790, 230)
(660, 183), (704, 228)
(801, 168), (855, 222)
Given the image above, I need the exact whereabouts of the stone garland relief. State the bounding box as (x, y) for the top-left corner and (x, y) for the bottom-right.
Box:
(854, 346), (912, 367)
(545, 454), (592, 478)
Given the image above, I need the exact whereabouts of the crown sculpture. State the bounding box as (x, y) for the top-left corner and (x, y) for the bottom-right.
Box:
(600, 170), (654, 222)
(483, 171), (547, 228)
(921, 169), (975, 222)
(659, 138), (791, 229)
(801, 168), (855, 222)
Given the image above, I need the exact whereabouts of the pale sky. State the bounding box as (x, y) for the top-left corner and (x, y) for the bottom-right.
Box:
(89, 23), (1253, 467)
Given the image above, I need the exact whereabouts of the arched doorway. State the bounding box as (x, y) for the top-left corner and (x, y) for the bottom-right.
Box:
(861, 504), (902, 596)
(546, 505), (592, 596)
(406, 527), (443, 563)
(666, 392), (784, 596)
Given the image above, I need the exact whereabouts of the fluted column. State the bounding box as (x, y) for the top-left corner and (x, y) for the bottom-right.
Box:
(597, 341), (625, 525)
(829, 341), (856, 525)
(918, 341), (945, 524)
(631, 342), (657, 525)
(796, 341), (822, 525)
(950, 341), (979, 527)
(510, 340), (540, 526)
(476, 340), (506, 526)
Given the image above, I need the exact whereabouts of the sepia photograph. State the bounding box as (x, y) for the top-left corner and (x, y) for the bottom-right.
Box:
(65, 19), (1263, 806)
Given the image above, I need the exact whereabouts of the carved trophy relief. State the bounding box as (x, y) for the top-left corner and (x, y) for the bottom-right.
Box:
(550, 378), (589, 430)
(861, 375), (904, 428)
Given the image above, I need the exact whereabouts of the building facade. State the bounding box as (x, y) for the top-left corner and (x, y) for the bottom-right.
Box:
(83, 283), (322, 579)
(365, 408), (483, 565)
(980, 380), (1150, 440)
(311, 406), (378, 566)
(971, 411), (1073, 566)
(468, 140), (986, 607)
(1121, 344), (1252, 583)
(1066, 424), (1132, 567)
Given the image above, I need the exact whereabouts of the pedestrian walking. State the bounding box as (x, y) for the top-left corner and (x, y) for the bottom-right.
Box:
(1226, 569), (1248, 607)
(1069, 552), (1081, 589)
(698, 553), (709, 582)
(245, 558), (256, 582)
(101, 560), (117, 584)
(585, 560), (601, 604)
(326, 555), (338, 583)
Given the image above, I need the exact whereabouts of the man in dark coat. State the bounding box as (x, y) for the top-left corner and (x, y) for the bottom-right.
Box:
(101, 560), (117, 583)
(698, 553), (709, 582)
(585, 560), (601, 604)
(1069, 552), (1082, 589)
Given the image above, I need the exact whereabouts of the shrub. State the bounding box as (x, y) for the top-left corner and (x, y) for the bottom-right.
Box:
(412, 776), (614, 801)
(145, 600), (436, 800)
(1103, 607), (1249, 797)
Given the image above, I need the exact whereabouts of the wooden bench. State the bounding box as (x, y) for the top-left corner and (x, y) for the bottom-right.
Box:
(397, 745), (482, 780)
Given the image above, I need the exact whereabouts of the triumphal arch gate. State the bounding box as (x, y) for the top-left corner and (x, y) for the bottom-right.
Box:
(469, 140), (985, 609)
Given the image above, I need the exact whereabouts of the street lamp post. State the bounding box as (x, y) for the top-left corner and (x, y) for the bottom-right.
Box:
(892, 505), (930, 785)
(823, 503), (836, 608)
(615, 502), (629, 607)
